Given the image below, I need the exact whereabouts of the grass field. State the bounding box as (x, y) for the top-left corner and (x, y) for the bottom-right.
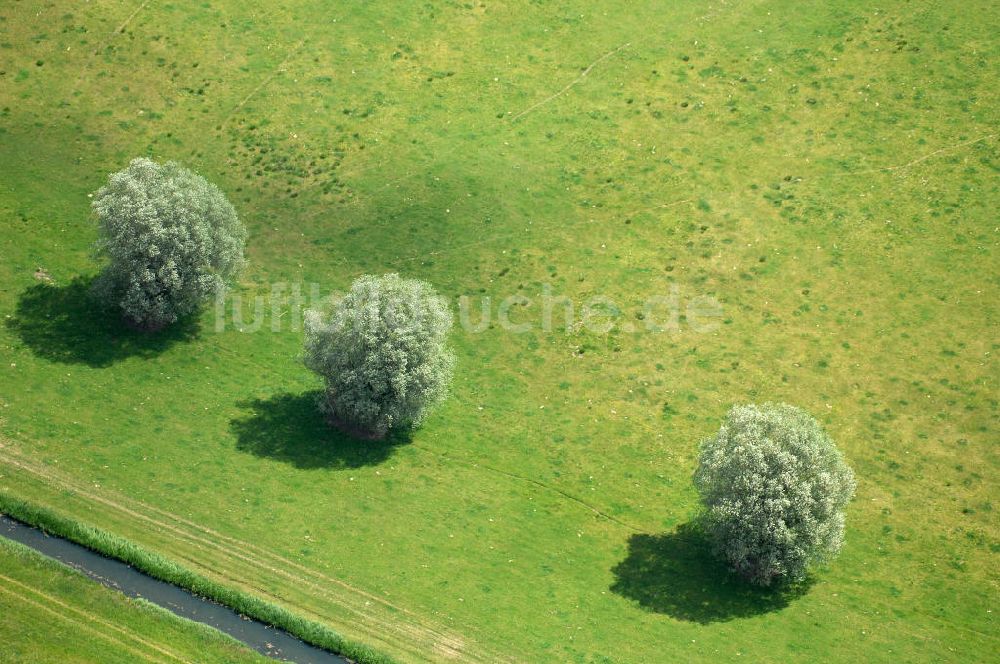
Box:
(0, 0), (997, 662)
(0, 537), (267, 663)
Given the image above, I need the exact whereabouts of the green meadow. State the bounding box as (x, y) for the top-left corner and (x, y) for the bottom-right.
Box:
(0, 537), (266, 663)
(0, 0), (996, 661)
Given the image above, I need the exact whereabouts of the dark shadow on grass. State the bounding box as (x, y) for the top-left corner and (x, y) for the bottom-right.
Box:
(610, 523), (814, 623)
(231, 391), (411, 470)
(5, 276), (199, 368)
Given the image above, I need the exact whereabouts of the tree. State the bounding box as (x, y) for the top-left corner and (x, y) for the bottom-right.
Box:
(693, 403), (856, 586)
(92, 157), (246, 331)
(304, 273), (456, 439)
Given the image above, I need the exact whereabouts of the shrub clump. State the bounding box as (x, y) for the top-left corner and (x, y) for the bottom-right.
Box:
(694, 403), (856, 586)
(304, 273), (455, 439)
(92, 157), (246, 331)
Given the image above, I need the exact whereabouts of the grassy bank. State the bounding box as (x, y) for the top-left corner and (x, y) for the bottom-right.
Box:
(0, 535), (269, 663)
(0, 493), (395, 664)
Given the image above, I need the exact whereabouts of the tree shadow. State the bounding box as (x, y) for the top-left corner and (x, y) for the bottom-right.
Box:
(609, 523), (815, 623)
(230, 391), (411, 470)
(5, 276), (199, 368)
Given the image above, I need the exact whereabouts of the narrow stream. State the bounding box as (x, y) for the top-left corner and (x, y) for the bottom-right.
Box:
(0, 515), (348, 664)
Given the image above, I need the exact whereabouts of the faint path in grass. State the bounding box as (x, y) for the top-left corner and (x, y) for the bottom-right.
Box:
(0, 449), (478, 661)
(507, 0), (746, 123)
(0, 572), (188, 663)
(0, 444), (514, 663)
(205, 339), (663, 535)
(425, 447), (643, 532)
(204, 345), (651, 534)
(222, 39), (310, 127)
(71, 0), (155, 94)
(362, 127), (994, 274)
(113, 0), (154, 36)
(317, 38), (629, 187)
(290, 0), (752, 201)
(10, 437), (992, 648)
(2, 591), (165, 662)
(509, 42), (631, 122)
(831, 133), (997, 178)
